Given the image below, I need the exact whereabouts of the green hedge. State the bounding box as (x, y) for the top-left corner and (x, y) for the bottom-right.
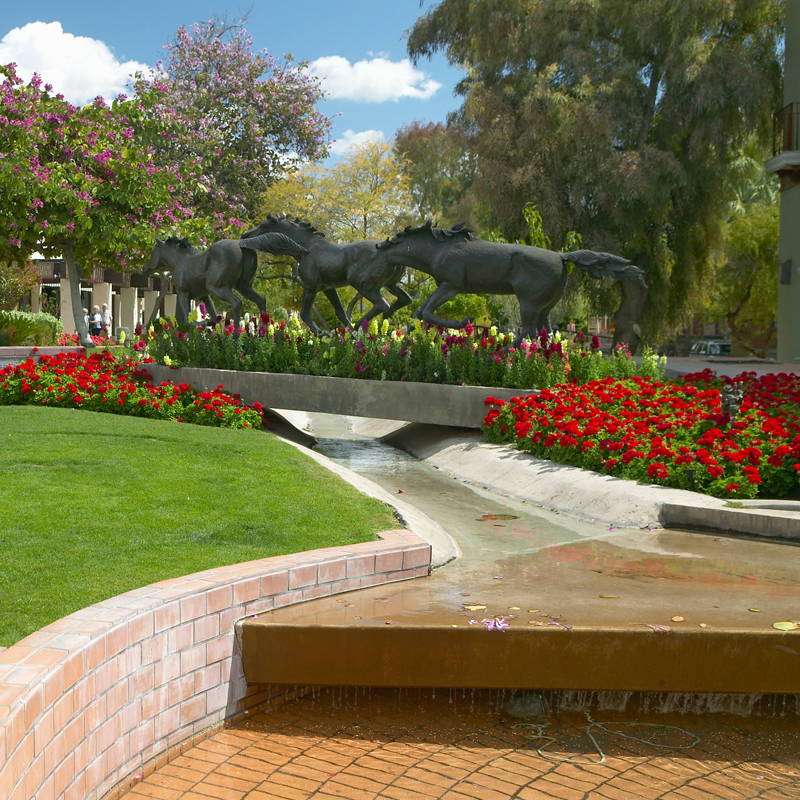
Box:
(0, 310), (63, 346)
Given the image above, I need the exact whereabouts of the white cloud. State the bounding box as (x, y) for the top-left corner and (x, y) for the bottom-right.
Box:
(308, 55), (441, 103)
(330, 129), (385, 157)
(0, 21), (151, 104)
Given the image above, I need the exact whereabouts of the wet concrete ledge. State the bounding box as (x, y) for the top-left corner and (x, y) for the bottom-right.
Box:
(145, 364), (533, 428)
(241, 622), (800, 695)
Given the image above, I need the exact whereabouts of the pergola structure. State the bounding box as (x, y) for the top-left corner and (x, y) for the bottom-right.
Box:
(766, 0), (800, 363)
(29, 258), (177, 338)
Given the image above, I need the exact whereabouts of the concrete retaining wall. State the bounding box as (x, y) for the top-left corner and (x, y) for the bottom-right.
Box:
(145, 365), (535, 429)
(0, 347), (85, 369)
(0, 531), (431, 800)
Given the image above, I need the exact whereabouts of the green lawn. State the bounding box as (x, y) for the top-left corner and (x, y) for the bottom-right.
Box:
(0, 406), (398, 645)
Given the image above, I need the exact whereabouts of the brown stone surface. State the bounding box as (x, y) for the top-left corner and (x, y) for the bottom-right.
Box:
(117, 689), (800, 800)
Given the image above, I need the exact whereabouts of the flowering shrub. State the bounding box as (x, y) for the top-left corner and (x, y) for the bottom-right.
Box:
(483, 370), (800, 499)
(0, 350), (264, 429)
(139, 314), (665, 390)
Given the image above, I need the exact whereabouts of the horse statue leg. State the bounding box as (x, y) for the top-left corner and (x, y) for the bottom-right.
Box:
(415, 283), (468, 328)
(353, 285), (391, 327)
(299, 287), (323, 335)
(383, 283), (413, 319)
(175, 291), (192, 327)
(235, 249), (267, 315)
(207, 285), (243, 329)
(322, 288), (352, 328)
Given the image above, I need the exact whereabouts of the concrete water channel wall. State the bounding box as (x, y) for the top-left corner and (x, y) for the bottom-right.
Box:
(145, 365), (534, 428)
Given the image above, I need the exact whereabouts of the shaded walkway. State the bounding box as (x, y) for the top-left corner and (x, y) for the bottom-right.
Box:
(119, 689), (800, 800)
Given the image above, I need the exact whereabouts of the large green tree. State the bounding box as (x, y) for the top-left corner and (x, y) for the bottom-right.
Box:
(393, 120), (476, 223)
(407, 0), (783, 340)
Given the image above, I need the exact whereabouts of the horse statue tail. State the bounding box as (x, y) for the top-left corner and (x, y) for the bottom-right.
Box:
(237, 232), (309, 258)
(561, 250), (647, 288)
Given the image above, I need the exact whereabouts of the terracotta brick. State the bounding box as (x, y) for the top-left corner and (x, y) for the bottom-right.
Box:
(260, 572), (289, 596)
(180, 695), (206, 727)
(154, 603), (180, 633)
(193, 615), (219, 644)
(345, 554), (375, 578)
(132, 663), (156, 697)
(403, 546), (431, 569)
(375, 550), (405, 573)
(194, 663), (221, 694)
(168, 623), (194, 652)
(141, 633), (168, 666)
(302, 584), (333, 601)
(106, 625), (130, 658)
(272, 590), (303, 609)
(206, 635), (233, 666)
(154, 654), (181, 688)
(33, 707), (54, 756)
(317, 559), (347, 583)
(232, 578), (260, 605)
(180, 595), (207, 624)
(288, 564), (318, 590)
(180, 644), (206, 675)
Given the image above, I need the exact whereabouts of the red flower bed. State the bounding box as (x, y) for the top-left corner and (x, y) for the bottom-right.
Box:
(483, 370), (800, 498)
(0, 350), (264, 429)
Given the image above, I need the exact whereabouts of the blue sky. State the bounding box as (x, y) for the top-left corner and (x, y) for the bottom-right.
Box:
(1, 0), (465, 159)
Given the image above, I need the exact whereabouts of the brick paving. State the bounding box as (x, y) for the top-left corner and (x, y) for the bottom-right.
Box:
(118, 689), (800, 800)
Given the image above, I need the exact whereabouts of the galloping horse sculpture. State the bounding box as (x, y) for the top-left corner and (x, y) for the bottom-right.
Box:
(242, 215), (411, 335)
(377, 222), (647, 339)
(140, 233), (308, 327)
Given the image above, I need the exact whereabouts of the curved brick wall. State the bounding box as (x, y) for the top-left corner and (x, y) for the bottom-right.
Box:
(0, 530), (431, 800)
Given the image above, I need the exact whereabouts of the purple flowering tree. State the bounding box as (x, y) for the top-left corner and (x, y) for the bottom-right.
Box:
(135, 18), (331, 227)
(0, 64), (212, 345)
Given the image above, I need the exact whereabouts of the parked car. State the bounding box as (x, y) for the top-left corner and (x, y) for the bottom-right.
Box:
(689, 340), (731, 356)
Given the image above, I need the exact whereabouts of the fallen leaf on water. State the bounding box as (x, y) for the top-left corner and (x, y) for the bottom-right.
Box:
(599, 595), (619, 599)
(463, 604), (487, 612)
(396, 489), (404, 494)
(748, 608), (761, 613)
(671, 615), (685, 623)
(384, 620), (392, 625)
(508, 606), (520, 610)
(772, 621), (800, 631)
(645, 624), (672, 633)
(478, 513), (518, 521)
(493, 575), (504, 580)
(699, 623), (708, 628)
(528, 609), (540, 613)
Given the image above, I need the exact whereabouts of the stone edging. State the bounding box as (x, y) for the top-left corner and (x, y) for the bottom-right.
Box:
(0, 530), (431, 800)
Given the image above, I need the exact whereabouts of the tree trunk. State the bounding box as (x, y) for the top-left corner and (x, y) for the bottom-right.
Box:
(63, 242), (93, 348)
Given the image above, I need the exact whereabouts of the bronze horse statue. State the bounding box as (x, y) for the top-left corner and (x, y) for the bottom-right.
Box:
(140, 233), (308, 327)
(241, 215), (412, 335)
(377, 222), (647, 339)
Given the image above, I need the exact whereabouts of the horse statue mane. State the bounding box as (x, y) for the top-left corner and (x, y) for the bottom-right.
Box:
(164, 236), (194, 249)
(378, 221), (474, 249)
(265, 213), (326, 239)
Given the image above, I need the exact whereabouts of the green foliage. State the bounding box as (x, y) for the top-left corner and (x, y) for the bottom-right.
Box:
(712, 199), (778, 357)
(393, 120), (476, 222)
(407, 0), (784, 342)
(0, 310), (62, 346)
(0, 261), (39, 311)
(0, 406), (396, 645)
